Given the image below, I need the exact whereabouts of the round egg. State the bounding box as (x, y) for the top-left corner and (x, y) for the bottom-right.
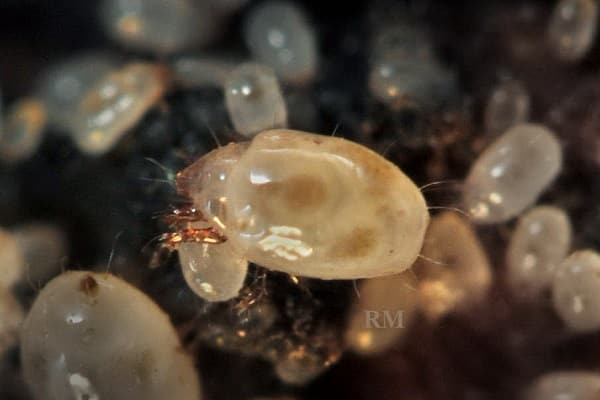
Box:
(463, 123), (562, 224)
(244, 1), (317, 86)
(552, 250), (600, 332)
(224, 63), (287, 138)
(526, 370), (600, 400)
(506, 206), (572, 297)
(548, 0), (598, 62)
(20, 271), (202, 400)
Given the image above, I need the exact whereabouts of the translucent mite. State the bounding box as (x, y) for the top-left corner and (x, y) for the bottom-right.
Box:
(36, 52), (118, 132)
(160, 129), (429, 302)
(70, 63), (169, 155)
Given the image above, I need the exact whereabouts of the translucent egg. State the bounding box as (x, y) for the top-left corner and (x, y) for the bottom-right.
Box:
(463, 123), (563, 224)
(526, 370), (600, 400)
(0, 98), (47, 163)
(70, 63), (168, 155)
(506, 206), (572, 297)
(174, 129), (429, 301)
(171, 56), (237, 89)
(552, 250), (600, 332)
(0, 287), (24, 357)
(345, 270), (418, 355)
(548, 0), (598, 62)
(13, 223), (68, 286)
(415, 212), (492, 320)
(0, 228), (25, 289)
(224, 63), (287, 137)
(35, 53), (118, 132)
(484, 79), (530, 136)
(369, 57), (455, 111)
(368, 20), (455, 110)
(244, 1), (317, 86)
(100, 0), (217, 54)
(21, 271), (202, 400)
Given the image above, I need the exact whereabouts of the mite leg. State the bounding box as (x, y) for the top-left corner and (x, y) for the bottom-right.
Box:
(150, 227), (227, 268)
(162, 203), (207, 226)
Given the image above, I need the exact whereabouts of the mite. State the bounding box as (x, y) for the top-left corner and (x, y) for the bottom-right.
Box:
(160, 129), (429, 301)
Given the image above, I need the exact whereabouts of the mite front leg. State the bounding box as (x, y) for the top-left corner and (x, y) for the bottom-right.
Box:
(159, 227), (227, 250)
(162, 203), (207, 227)
(150, 227), (227, 268)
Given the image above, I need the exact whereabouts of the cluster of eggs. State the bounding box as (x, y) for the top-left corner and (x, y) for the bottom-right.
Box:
(1, 0), (600, 399)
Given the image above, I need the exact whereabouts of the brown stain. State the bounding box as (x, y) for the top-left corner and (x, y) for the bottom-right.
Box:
(79, 275), (99, 297)
(330, 227), (377, 259)
(283, 175), (327, 210)
(259, 174), (327, 211)
(133, 349), (156, 383)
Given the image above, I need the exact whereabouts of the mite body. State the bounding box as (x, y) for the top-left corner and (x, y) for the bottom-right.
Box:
(165, 129), (429, 301)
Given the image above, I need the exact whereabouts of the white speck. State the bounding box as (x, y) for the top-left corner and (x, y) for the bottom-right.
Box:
(267, 29), (286, 48)
(522, 253), (537, 270)
(277, 48), (294, 64)
(200, 282), (215, 294)
(490, 165), (505, 178)
(69, 373), (100, 400)
(488, 192), (503, 205)
(470, 202), (490, 218)
(269, 225), (302, 236)
(259, 226), (313, 261)
(572, 295), (584, 314)
(90, 108), (116, 128)
(570, 264), (582, 273)
(98, 83), (118, 99)
(66, 312), (84, 325)
(250, 171), (271, 184)
(241, 84), (252, 96)
(528, 221), (543, 235)
(114, 95), (134, 112)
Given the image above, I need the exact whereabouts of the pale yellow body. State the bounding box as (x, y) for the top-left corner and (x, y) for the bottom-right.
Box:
(178, 129), (429, 290)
